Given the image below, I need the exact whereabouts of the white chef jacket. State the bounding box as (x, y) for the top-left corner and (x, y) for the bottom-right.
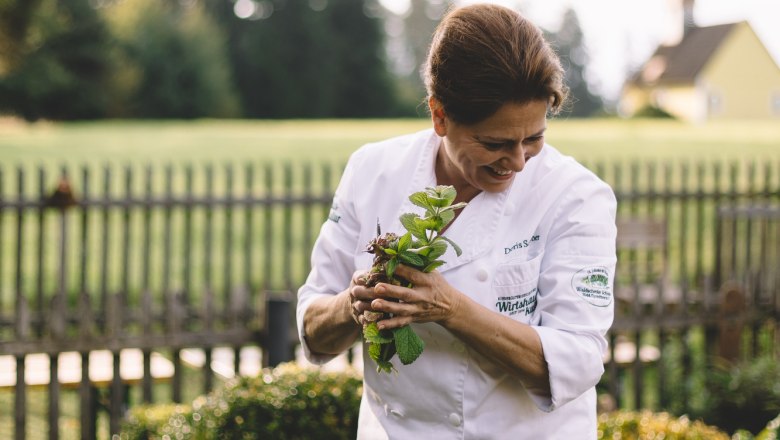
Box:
(297, 129), (617, 440)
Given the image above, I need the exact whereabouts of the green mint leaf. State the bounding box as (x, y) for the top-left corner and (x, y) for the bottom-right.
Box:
(426, 239), (448, 260)
(426, 186), (456, 207)
(368, 341), (381, 362)
(376, 359), (395, 373)
(393, 325), (425, 365)
(439, 209), (455, 227)
(364, 322), (393, 344)
(409, 191), (431, 210)
(398, 251), (425, 267)
(440, 235), (463, 256)
(448, 202), (468, 211)
(383, 248), (397, 255)
(426, 195), (448, 208)
(398, 232), (411, 252)
(423, 260), (445, 272)
(386, 256), (398, 278)
(414, 216), (439, 233)
(400, 213), (427, 241)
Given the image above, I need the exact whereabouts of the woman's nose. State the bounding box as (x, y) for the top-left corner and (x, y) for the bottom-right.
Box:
(505, 144), (527, 171)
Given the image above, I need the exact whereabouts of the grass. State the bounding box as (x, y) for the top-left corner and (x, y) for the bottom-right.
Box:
(1, 117), (779, 166)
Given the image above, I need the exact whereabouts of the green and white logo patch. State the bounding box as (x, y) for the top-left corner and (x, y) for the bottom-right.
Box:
(571, 266), (612, 307)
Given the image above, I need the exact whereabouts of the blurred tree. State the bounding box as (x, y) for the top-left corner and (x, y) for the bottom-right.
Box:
(400, 0), (450, 108)
(102, 0), (239, 118)
(544, 8), (604, 117)
(208, 0), (405, 118)
(0, 0), (113, 120)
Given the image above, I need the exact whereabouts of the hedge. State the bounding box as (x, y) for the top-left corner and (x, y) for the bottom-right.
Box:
(122, 362), (780, 439)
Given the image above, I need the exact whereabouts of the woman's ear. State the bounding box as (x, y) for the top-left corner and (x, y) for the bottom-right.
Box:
(429, 97), (447, 137)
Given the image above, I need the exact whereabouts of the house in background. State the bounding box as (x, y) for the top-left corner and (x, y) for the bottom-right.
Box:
(620, 16), (780, 123)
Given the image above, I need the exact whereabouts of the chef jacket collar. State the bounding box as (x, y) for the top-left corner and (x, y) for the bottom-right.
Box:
(389, 130), (511, 274)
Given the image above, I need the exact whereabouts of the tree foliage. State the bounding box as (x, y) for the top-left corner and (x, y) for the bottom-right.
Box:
(545, 8), (604, 117)
(0, 0), (113, 120)
(0, 0), (407, 120)
(102, 0), (239, 118)
(220, 0), (404, 118)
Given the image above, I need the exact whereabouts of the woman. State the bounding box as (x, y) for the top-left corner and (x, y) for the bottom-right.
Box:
(297, 3), (616, 439)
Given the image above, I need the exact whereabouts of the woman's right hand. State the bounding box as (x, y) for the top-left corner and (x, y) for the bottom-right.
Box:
(348, 270), (378, 325)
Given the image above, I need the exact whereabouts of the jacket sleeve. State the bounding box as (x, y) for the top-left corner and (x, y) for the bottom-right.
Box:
(296, 150), (363, 365)
(529, 178), (617, 412)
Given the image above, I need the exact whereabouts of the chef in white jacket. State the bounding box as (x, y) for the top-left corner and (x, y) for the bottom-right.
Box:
(297, 4), (616, 439)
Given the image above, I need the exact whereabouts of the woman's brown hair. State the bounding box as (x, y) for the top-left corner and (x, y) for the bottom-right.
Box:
(424, 3), (568, 124)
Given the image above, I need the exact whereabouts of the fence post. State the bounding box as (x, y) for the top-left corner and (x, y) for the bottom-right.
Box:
(267, 291), (293, 367)
(718, 282), (746, 362)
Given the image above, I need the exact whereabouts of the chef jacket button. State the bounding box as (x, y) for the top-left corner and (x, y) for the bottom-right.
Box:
(448, 412), (462, 427)
(504, 202), (516, 216)
(476, 267), (489, 282)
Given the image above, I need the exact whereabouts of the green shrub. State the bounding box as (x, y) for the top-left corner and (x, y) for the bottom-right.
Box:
(755, 413), (780, 440)
(697, 356), (780, 435)
(120, 362), (362, 440)
(633, 104), (676, 119)
(597, 410), (729, 439)
(121, 404), (195, 440)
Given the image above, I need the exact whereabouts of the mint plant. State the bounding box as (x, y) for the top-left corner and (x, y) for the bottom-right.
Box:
(362, 186), (467, 373)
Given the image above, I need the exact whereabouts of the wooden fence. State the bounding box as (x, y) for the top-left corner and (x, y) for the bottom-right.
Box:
(0, 159), (778, 439)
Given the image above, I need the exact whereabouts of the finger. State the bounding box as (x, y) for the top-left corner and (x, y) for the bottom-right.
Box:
(352, 270), (368, 286)
(375, 315), (414, 330)
(374, 283), (414, 302)
(393, 264), (426, 285)
(371, 297), (414, 316)
(351, 285), (375, 301)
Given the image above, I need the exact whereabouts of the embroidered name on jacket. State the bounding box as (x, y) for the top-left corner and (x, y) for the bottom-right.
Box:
(496, 287), (538, 316)
(504, 235), (540, 255)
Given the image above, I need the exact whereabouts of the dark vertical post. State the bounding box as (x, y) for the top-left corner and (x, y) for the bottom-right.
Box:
(14, 167), (27, 440)
(679, 161), (691, 413)
(141, 165), (154, 404)
(283, 163), (293, 292)
(99, 165), (111, 331)
(183, 165), (194, 313)
(224, 163), (235, 326)
(662, 162), (674, 410)
(244, 164), (254, 326)
(50, 166), (71, 440)
(267, 292), (291, 367)
(202, 164), (215, 388)
(302, 163), (313, 277)
(48, 352), (60, 440)
(78, 166), (94, 440)
(264, 164), (274, 293)
(36, 167), (46, 337)
(110, 350), (122, 435)
(120, 166), (132, 326)
(262, 164), (274, 367)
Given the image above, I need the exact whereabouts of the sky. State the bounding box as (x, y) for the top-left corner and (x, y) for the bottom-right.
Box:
(379, 0), (780, 103)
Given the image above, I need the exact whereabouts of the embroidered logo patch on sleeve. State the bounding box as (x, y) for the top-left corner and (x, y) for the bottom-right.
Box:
(571, 267), (612, 307)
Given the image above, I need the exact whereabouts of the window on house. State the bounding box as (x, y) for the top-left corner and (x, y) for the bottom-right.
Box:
(772, 92), (780, 115)
(708, 92), (722, 116)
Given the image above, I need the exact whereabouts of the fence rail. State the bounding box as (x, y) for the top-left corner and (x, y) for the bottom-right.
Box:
(0, 158), (778, 439)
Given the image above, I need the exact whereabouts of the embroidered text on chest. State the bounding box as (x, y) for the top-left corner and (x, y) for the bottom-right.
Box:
(504, 234), (541, 255)
(496, 288), (538, 316)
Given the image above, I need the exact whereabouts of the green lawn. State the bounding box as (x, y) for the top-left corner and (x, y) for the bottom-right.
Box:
(1, 117), (778, 167)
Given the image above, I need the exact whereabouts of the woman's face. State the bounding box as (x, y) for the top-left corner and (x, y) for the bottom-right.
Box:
(433, 99), (548, 199)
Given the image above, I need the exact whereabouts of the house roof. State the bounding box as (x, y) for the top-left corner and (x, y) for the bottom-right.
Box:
(630, 22), (737, 85)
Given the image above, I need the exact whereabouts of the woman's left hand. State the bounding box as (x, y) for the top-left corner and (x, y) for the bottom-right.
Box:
(370, 264), (464, 330)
